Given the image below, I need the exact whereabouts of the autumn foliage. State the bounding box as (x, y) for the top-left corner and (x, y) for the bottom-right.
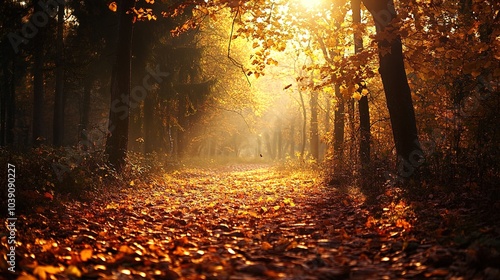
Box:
(1, 0), (500, 279)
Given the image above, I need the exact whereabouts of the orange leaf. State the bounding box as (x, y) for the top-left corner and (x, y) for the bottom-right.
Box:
(80, 249), (93, 262)
(44, 192), (53, 200)
(118, 245), (134, 254)
(262, 242), (273, 250)
(108, 2), (117, 12)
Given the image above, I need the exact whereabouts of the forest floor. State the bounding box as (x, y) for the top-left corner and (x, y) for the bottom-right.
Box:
(2, 164), (500, 280)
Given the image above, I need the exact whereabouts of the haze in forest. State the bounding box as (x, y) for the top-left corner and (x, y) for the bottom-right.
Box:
(1, 0), (499, 279)
(0, 0), (498, 194)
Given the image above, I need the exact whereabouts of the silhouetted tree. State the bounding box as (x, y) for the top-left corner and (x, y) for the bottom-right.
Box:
(363, 0), (423, 177)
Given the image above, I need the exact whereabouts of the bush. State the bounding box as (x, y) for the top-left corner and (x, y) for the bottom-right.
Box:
(0, 147), (169, 215)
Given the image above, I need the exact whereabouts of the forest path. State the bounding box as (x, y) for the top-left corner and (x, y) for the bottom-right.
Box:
(6, 164), (494, 279)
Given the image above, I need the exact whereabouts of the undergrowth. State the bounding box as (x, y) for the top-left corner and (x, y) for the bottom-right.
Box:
(0, 147), (170, 215)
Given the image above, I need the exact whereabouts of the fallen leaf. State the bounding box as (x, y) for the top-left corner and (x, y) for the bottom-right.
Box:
(80, 249), (93, 262)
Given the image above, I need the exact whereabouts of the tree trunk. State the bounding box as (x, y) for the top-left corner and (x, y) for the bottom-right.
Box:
(348, 97), (355, 164)
(353, 0), (371, 177)
(256, 134), (262, 158)
(333, 84), (345, 161)
(363, 0), (423, 177)
(53, 2), (65, 146)
(143, 91), (155, 155)
(264, 132), (274, 159)
(1, 57), (8, 146)
(310, 91), (319, 160)
(289, 122), (295, 157)
(7, 59), (15, 146)
(105, 0), (136, 170)
(176, 96), (187, 158)
(322, 95), (331, 159)
(276, 118), (283, 159)
(80, 77), (92, 148)
(33, 3), (46, 147)
(359, 94), (371, 167)
(299, 89), (307, 159)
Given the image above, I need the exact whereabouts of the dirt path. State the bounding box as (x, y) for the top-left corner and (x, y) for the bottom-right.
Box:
(3, 165), (498, 279)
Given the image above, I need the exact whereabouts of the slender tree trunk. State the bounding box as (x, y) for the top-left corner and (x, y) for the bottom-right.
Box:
(276, 118), (283, 159)
(232, 134), (239, 157)
(359, 93), (370, 166)
(289, 122), (295, 157)
(322, 95), (331, 159)
(363, 0), (423, 177)
(348, 97), (355, 164)
(299, 89), (307, 159)
(7, 59), (15, 146)
(333, 84), (345, 161)
(33, 3), (45, 147)
(310, 91), (319, 160)
(80, 77), (92, 148)
(264, 132), (274, 159)
(53, 2), (65, 146)
(353, 0), (371, 178)
(143, 91), (155, 155)
(1, 59), (8, 146)
(105, 0), (136, 170)
(256, 134), (262, 158)
(176, 96), (187, 158)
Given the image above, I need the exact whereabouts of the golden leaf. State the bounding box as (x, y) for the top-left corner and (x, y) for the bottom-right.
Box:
(80, 249), (93, 262)
(17, 275), (37, 280)
(65, 266), (82, 278)
(119, 245), (134, 254)
(33, 266), (62, 280)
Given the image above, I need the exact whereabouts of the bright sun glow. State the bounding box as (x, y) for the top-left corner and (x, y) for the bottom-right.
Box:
(298, 0), (323, 10)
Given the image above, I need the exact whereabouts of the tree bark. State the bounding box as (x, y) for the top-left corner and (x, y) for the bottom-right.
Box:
(53, 2), (65, 146)
(264, 132), (274, 159)
(333, 84), (345, 161)
(33, 2), (46, 147)
(80, 77), (92, 148)
(322, 95), (331, 159)
(289, 121), (295, 157)
(359, 92), (370, 167)
(299, 89), (307, 159)
(143, 91), (155, 155)
(6, 58), (15, 146)
(1, 57), (8, 146)
(276, 118), (283, 159)
(309, 91), (319, 160)
(176, 96), (187, 158)
(105, 0), (136, 170)
(353, 0), (371, 175)
(363, 0), (423, 176)
(348, 96), (355, 163)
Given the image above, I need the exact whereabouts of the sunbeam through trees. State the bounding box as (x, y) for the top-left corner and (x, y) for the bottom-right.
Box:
(1, 0), (499, 279)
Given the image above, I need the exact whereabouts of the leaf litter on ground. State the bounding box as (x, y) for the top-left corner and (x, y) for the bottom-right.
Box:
(2, 164), (499, 279)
